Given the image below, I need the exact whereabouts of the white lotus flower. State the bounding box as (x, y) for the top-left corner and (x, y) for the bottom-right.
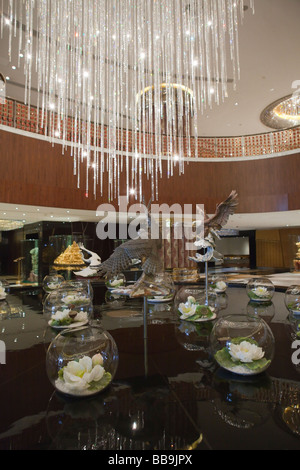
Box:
(0, 287), (6, 297)
(58, 355), (105, 393)
(63, 294), (87, 304)
(215, 281), (226, 292)
(73, 311), (88, 322)
(110, 279), (124, 287)
(52, 309), (71, 321)
(178, 301), (197, 319)
(252, 286), (268, 297)
(229, 340), (264, 363)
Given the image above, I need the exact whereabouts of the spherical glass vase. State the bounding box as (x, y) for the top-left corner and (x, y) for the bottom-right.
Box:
(0, 300), (11, 317)
(174, 287), (218, 323)
(209, 274), (228, 294)
(105, 274), (126, 290)
(284, 285), (300, 316)
(105, 290), (127, 309)
(210, 314), (275, 376)
(246, 277), (275, 303)
(247, 300), (275, 324)
(43, 275), (65, 293)
(43, 288), (93, 329)
(59, 279), (93, 299)
(46, 324), (119, 398)
(145, 271), (175, 302)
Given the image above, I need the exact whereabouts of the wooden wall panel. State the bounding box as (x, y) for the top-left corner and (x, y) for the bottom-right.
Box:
(256, 228), (300, 268)
(1, 129), (300, 214)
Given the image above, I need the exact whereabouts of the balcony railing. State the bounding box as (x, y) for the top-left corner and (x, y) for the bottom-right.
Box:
(1, 97), (299, 160)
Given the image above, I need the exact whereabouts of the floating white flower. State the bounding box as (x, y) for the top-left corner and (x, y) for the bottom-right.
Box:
(252, 286), (268, 297)
(0, 287), (6, 298)
(73, 311), (88, 322)
(229, 340), (264, 363)
(215, 281), (227, 292)
(178, 297), (198, 319)
(57, 354), (105, 394)
(110, 279), (124, 287)
(62, 294), (88, 304)
(52, 309), (71, 322)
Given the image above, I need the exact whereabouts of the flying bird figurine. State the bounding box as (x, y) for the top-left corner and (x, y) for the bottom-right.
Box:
(191, 190), (239, 263)
(203, 190), (239, 239)
(98, 200), (165, 297)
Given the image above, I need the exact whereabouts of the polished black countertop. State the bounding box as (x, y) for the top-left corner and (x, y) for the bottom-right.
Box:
(1, 284), (300, 451)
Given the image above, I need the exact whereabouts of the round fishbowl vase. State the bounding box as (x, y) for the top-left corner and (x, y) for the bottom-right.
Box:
(174, 287), (218, 323)
(146, 272), (175, 303)
(46, 325), (118, 398)
(210, 314), (275, 376)
(0, 285), (6, 300)
(285, 285), (300, 316)
(105, 274), (126, 290)
(43, 288), (93, 329)
(209, 274), (228, 294)
(105, 290), (127, 309)
(43, 275), (65, 293)
(246, 278), (275, 303)
(59, 279), (94, 299)
(0, 300), (11, 317)
(247, 300), (275, 323)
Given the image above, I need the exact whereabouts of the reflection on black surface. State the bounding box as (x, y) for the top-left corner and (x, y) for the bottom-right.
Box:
(46, 377), (203, 451)
(1, 286), (300, 450)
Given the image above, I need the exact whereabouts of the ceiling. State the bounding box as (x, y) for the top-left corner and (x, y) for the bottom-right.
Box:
(1, 0), (300, 137)
(0, 0), (300, 232)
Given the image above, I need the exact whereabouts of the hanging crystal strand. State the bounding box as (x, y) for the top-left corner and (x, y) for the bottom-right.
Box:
(23, 0), (33, 115)
(152, 0), (161, 175)
(17, 0), (23, 69)
(7, 0), (13, 62)
(227, 0), (239, 92)
(1, 0), (4, 39)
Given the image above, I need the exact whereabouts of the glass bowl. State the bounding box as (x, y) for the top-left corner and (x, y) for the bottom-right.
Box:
(143, 271), (175, 302)
(0, 285), (7, 300)
(247, 300), (275, 323)
(246, 277), (275, 302)
(59, 279), (93, 299)
(210, 314), (275, 376)
(105, 290), (127, 309)
(209, 274), (228, 294)
(105, 274), (126, 290)
(46, 324), (119, 397)
(174, 287), (218, 323)
(285, 285), (300, 316)
(43, 275), (65, 293)
(43, 288), (93, 329)
(0, 300), (11, 317)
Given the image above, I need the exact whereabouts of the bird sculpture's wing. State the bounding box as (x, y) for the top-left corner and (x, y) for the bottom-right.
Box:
(205, 190), (238, 232)
(98, 238), (155, 277)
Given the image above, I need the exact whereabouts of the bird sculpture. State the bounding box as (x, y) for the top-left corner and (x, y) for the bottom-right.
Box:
(190, 190), (239, 263)
(73, 245), (102, 278)
(203, 190), (239, 239)
(98, 200), (166, 297)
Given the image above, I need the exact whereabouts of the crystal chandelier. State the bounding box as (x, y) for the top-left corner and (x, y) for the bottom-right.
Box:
(1, 0), (254, 202)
